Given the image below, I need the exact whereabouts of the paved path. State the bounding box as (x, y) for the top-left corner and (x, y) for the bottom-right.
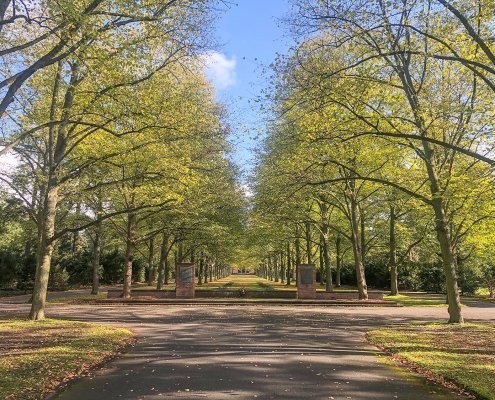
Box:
(1, 302), (494, 399)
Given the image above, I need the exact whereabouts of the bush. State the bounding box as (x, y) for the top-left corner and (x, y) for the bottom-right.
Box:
(48, 265), (70, 291)
(338, 263), (356, 286)
(364, 256), (390, 289)
(482, 264), (495, 298)
(417, 261), (445, 293)
(457, 263), (482, 296)
(0, 249), (23, 289)
(396, 262), (420, 291)
(101, 249), (125, 284)
(58, 251), (93, 286)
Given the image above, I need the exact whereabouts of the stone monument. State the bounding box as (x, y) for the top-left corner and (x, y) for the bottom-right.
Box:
(297, 264), (316, 299)
(176, 263), (195, 298)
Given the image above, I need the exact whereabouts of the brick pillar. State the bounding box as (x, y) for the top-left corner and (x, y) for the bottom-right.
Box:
(176, 263), (195, 298)
(297, 264), (316, 299)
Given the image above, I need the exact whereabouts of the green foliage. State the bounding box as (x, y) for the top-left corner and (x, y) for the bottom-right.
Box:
(101, 250), (125, 284)
(457, 264), (483, 296)
(417, 262), (446, 293)
(0, 249), (23, 289)
(48, 265), (70, 291)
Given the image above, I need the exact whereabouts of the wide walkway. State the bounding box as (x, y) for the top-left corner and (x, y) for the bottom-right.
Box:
(2, 301), (494, 399)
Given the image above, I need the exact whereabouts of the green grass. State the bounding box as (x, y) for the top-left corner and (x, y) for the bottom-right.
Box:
(0, 290), (29, 298)
(367, 323), (495, 399)
(384, 294), (447, 306)
(0, 319), (134, 399)
(133, 276), (363, 293)
(47, 292), (107, 304)
(201, 275), (295, 291)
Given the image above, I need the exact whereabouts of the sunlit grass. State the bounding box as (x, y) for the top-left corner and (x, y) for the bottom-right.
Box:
(368, 323), (495, 400)
(384, 294), (447, 307)
(0, 319), (134, 399)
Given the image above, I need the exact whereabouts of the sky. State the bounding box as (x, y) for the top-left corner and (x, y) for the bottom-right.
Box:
(204, 1), (293, 177)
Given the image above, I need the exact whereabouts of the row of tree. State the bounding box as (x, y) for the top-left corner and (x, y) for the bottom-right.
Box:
(0, 0), (245, 320)
(250, 0), (495, 323)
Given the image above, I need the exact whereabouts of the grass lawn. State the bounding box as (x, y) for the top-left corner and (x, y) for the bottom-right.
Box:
(201, 275), (299, 291)
(0, 290), (29, 298)
(47, 292), (107, 304)
(367, 323), (495, 400)
(0, 319), (134, 399)
(133, 276), (363, 293)
(384, 294), (447, 306)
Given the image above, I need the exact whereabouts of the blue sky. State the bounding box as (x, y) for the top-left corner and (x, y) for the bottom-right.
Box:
(204, 1), (293, 177)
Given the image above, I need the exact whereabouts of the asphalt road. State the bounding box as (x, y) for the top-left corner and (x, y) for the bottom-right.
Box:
(2, 301), (494, 399)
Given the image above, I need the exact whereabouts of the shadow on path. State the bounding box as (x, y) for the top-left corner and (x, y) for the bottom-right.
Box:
(13, 304), (483, 400)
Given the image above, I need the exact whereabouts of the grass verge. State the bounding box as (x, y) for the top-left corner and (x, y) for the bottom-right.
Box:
(0, 319), (134, 399)
(47, 293), (107, 304)
(367, 323), (495, 400)
(384, 294), (447, 306)
(0, 290), (29, 298)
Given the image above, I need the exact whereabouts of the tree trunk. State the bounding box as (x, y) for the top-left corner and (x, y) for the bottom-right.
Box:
(280, 252), (285, 282)
(29, 184), (58, 320)
(305, 222), (312, 264)
(91, 217), (103, 295)
(389, 206), (398, 296)
(72, 203), (81, 254)
(431, 197), (463, 323)
(286, 242), (291, 285)
(29, 62), (67, 320)
(320, 239), (325, 283)
(322, 232), (333, 292)
(320, 202), (333, 291)
(422, 139), (463, 323)
(274, 254), (279, 282)
(147, 236), (155, 286)
(335, 235), (341, 287)
(177, 240), (183, 264)
(157, 232), (169, 290)
(204, 255), (209, 284)
(198, 255), (203, 285)
(360, 208), (366, 267)
(295, 227), (301, 283)
(350, 189), (368, 300)
(122, 212), (136, 299)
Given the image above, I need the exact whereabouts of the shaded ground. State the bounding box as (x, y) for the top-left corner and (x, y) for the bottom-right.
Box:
(2, 301), (494, 400)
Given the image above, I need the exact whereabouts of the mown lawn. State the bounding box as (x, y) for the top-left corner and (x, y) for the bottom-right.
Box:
(367, 323), (495, 400)
(0, 319), (134, 399)
(0, 290), (29, 298)
(384, 294), (447, 306)
(203, 275), (288, 291)
(47, 292), (107, 304)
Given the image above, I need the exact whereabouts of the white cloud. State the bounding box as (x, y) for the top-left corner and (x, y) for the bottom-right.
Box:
(241, 184), (253, 198)
(202, 51), (237, 90)
(0, 149), (19, 175)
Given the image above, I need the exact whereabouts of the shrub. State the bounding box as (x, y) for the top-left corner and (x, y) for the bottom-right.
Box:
(417, 261), (446, 293)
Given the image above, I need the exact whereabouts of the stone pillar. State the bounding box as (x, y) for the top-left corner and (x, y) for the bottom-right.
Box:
(297, 264), (316, 299)
(176, 263), (195, 298)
